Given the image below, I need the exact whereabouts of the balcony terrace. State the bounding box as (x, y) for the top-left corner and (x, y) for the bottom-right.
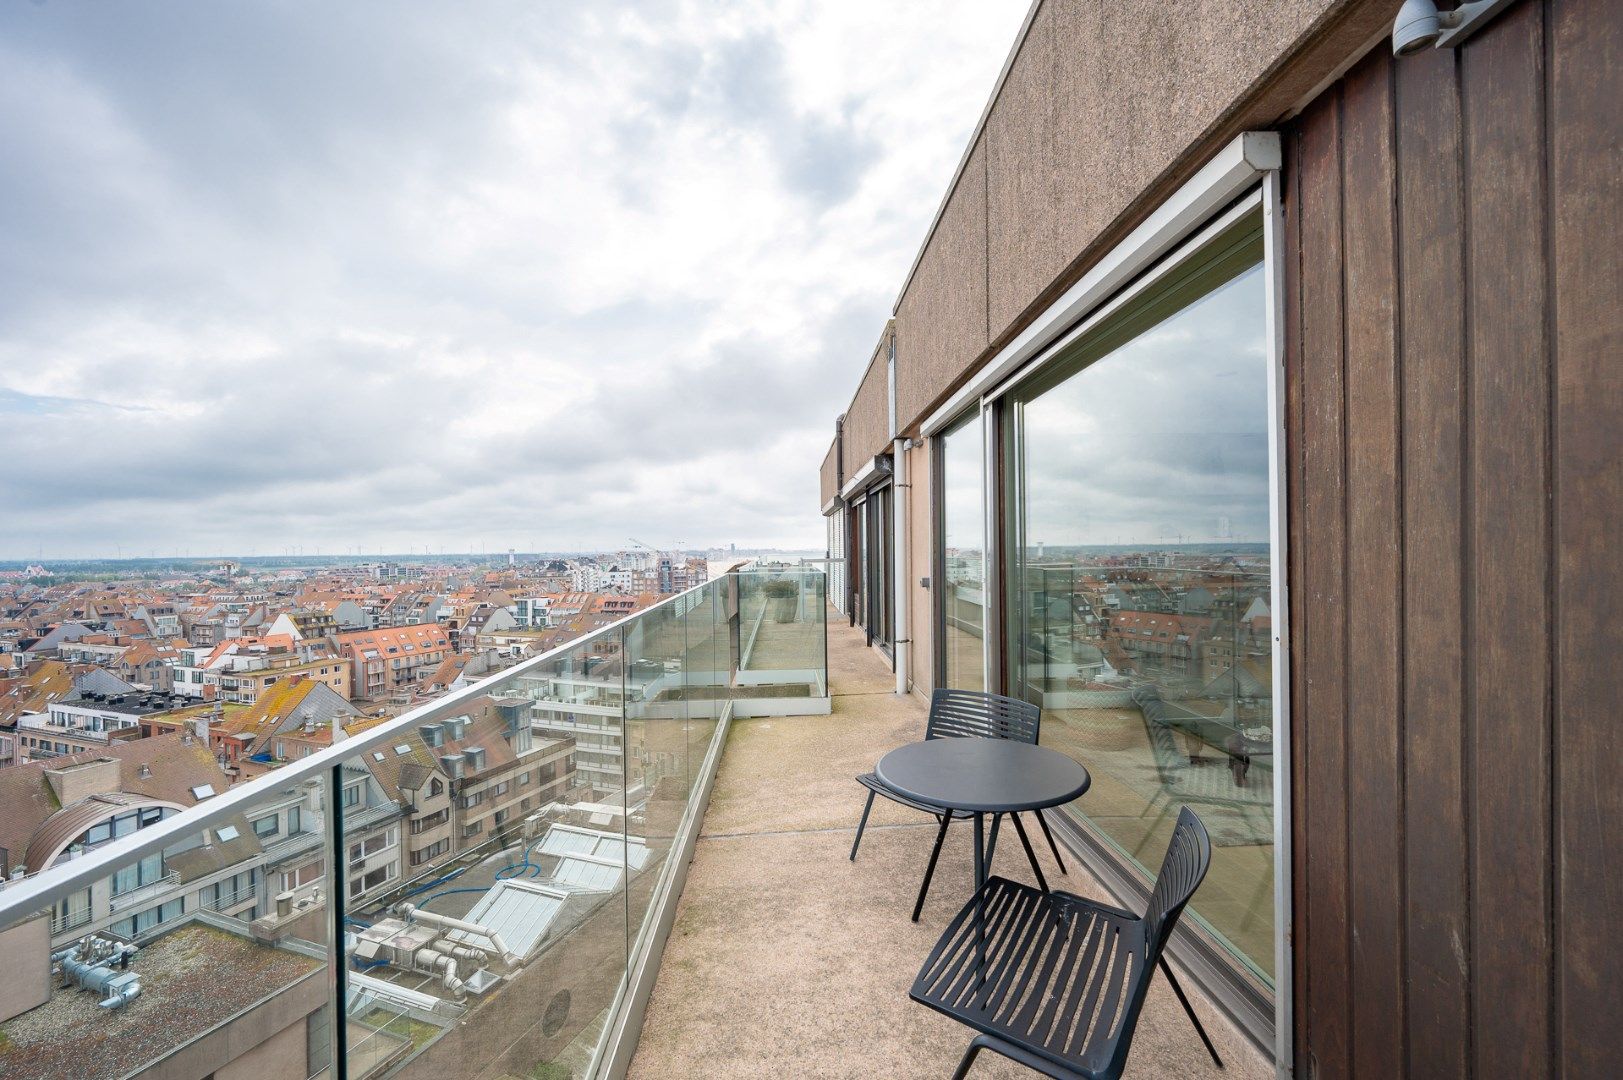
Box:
(626, 610), (1269, 1079)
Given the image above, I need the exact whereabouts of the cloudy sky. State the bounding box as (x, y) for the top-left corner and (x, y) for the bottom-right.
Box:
(0, 0), (1028, 560)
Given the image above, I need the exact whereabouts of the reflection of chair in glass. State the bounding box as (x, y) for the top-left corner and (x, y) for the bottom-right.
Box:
(850, 689), (1069, 922)
(1132, 685), (1271, 859)
(911, 807), (1224, 1079)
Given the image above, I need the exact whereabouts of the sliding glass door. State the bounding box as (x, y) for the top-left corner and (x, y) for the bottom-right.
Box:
(1001, 211), (1277, 985)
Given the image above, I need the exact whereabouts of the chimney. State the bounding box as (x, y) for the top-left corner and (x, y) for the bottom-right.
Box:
(44, 758), (121, 804)
(192, 716), (209, 743)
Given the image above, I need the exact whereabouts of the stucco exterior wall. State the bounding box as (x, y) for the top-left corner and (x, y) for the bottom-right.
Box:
(819, 437), (840, 508)
(893, 139), (988, 430)
(0, 916), (52, 1024)
(842, 332), (892, 466)
(872, 0), (1392, 433)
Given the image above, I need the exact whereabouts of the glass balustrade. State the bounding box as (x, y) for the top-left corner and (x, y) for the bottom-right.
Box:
(0, 570), (827, 1080)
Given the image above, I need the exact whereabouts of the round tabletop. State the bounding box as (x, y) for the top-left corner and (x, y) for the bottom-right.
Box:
(874, 737), (1091, 814)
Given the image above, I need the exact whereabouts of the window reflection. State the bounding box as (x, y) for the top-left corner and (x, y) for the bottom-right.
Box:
(1004, 219), (1276, 983)
(939, 414), (985, 691)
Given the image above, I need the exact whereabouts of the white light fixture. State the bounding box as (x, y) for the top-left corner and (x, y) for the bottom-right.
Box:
(1393, 0), (1518, 56)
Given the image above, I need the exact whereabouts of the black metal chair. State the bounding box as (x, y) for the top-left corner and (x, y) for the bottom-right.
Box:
(850, 688), (1070, 921)
(911, 807), (1223, 1079)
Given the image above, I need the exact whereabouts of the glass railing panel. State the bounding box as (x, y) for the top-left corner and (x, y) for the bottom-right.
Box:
(2, 571), (829, 1080)
(0, 774), (333, 1080)
(356, 630), (631, 1079)
(734, 569), (828, 703)
(621, 600), (689, 952)
(683, 578), (728, 773)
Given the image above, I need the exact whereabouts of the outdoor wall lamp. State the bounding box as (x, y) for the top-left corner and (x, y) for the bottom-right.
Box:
(1392, 0), (1517, 56)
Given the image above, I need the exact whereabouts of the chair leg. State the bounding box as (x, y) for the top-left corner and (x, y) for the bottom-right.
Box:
(850, 789), (876, 861)
(1009, 812), (1049, 893)
(951, 1036), (987, 1080)
(912, 814), (952, 922)
(985, 812), (1002, 869)
(1034, 809), (1067, 874)
(1159, 957), (1224, 1069)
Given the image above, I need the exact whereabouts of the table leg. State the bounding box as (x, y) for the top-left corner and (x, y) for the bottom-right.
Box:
(973, 811), (985, 990)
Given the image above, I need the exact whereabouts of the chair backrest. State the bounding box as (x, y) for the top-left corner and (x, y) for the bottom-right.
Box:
(1140, 806), (1213, 957)
(924, 688), (1041, 744)
(1133, 685), (1189, 784)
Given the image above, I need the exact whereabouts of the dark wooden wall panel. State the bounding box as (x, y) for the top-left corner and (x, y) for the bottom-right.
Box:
(1394, 41), (1471, 1080)
(1462, 6), (1553, 1074)
(1285, 2), (1618, 1075)
(1339, 51), (1407, 1080)
(1548, 0), (1622, 1074)
(1294, 86), (1350, 1080)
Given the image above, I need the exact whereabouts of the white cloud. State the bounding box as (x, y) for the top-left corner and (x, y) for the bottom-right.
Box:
(0, 0), (1029, 558)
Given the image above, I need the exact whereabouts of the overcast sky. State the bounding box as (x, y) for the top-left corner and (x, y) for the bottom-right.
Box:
(0, 1), (1028, 560)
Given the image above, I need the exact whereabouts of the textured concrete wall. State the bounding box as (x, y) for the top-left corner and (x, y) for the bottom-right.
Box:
(0, 916), (51, 1024)
(149, 969), (324, 1080)
(893, 140), (988, 430)
(842, 332), (892, 466)
(819, 437), (839, 507)
(875, 0), (1388, 432)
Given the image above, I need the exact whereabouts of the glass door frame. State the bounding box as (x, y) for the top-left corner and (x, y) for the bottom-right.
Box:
(865, 483), (894, 656)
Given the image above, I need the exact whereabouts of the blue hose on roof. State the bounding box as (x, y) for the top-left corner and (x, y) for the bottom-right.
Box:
(406, 835), (550, 911)
(419, 885), (496, 907)
(499, 832), (554, 881)
(399, 864), (471, 899)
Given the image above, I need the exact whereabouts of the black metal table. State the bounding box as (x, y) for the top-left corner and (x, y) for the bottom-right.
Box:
(875, 737), (1091, 981)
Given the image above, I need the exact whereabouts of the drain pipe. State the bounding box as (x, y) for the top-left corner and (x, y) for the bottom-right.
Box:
(893, 436), (910, 697)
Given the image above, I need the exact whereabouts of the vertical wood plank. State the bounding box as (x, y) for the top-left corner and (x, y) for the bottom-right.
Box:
(1295, 86), (1350, 1080)
(1339, 50), (1407, 1080)
(1283, 125), (1312, 1076)
(1395, 42), (1471, 1080)
(1463, 3), (1552, 1075)
(1549, 0), (1623, 1073)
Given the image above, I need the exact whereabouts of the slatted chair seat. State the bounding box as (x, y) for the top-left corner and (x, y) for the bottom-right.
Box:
(855, 771), (975, 819)
(912, 808), (1223, 1080)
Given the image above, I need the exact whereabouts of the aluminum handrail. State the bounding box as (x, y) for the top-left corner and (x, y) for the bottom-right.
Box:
(0, 570), (752, 925)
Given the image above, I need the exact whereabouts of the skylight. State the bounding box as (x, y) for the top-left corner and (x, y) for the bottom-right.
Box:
(190, 784), (216, 800)
(215, 825), (239, 842)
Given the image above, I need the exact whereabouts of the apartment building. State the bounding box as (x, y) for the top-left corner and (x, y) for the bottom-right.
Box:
(418, 698), (575, 851)
(215, 655), (351, 704)
(819, 0), (1617, 1072)
(0, 736), (263, 947)
(10, 672), (199, 765)
(334, 624), (452, 701)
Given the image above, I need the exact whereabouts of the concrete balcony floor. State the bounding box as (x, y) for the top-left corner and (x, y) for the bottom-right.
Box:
(628, 614), (1272, 1079)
